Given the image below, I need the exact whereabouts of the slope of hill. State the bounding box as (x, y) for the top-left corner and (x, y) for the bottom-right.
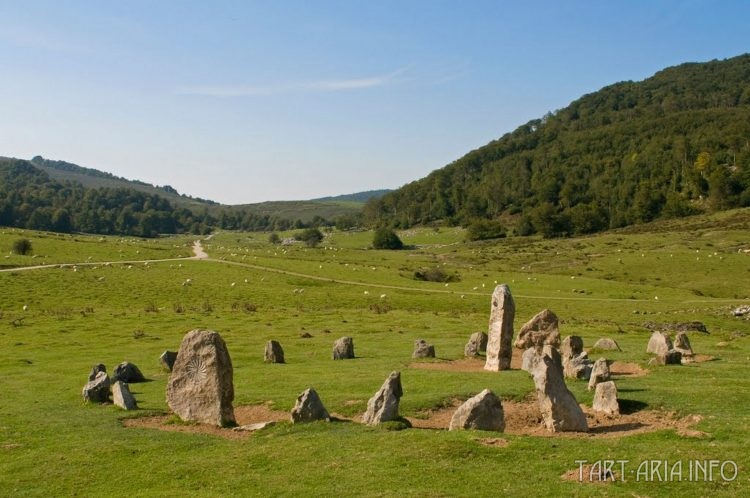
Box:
(313, 189), (392, 203)
(368, 54), (750, 236)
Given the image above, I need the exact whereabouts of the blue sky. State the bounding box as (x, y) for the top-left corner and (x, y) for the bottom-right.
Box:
(1, 1), (748, 204)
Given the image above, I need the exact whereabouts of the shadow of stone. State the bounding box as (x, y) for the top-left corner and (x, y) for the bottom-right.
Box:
(589, 421), (646, 435)
(618, 399), (649, 414)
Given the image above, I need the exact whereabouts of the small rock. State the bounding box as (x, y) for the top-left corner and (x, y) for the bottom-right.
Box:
(362, 371), (402, 425)
(464, 331), (488, 357)
(233, 422), (276, 432)
(88, 363), (106, 382)
(646, 331), (673, 356)
(82, 371), (110, 403)
(412, 339), (436, 358)
(563, 352), (592, 380)
(649, 349), (683, 366)
(112, 362), (146, 383)
(112, 381), (138, 410)
(592, 338), (621, 351)
(291, 388), (330, 423)
(264, 340), (285, 364)
(592, 381), (619, 416)
(332, 336), (355, 360)
(732, 305), (750, 317)
(159, 351), (178, 371)
(587, 358), (610, 391)
(449, 389), (505, 432)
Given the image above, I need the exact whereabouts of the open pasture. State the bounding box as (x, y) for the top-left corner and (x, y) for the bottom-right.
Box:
(1, 210), (750, 496)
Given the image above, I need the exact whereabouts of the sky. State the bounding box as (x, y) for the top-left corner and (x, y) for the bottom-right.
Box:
(1, 1), (749, 204)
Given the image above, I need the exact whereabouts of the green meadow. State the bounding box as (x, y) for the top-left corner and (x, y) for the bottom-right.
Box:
(1, 210), (749, 496)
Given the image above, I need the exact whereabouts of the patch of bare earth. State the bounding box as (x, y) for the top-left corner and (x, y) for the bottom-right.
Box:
(122, 404), (289, 440)
(406, 396), (704, 440)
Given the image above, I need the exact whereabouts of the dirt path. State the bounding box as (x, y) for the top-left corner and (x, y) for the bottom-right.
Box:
(192, 240), (208, 259)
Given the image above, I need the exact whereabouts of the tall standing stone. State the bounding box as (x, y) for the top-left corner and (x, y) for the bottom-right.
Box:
(332, 336), (355, 360)
(484, 284), (515, 371)
(166, 329), (235, 427)
(449, 389), (505, 432)
(362, 371), (403, 425)
(291, 388), (330, 423)
(264, 340), (285, 363)
(514, 309), (560, 349)
(531, 355), (588, 432)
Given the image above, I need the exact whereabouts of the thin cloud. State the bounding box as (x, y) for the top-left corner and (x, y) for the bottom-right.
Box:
(176, 68), (409, 97)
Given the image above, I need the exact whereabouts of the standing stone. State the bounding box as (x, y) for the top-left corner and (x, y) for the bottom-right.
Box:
(531, 355), (588, 432)
(449, 389), (505, 432)
(592, 381), (619, 416)
(332, 336), (355, 360)
(587, 358), (610, 391)
(522, 346), (563, 376)
(514, 309), (560, 349)
(166, 329), (235, 427)
(88, 363), (107, 381)
(563, 352), (593, 380)
(264, 340), (285, 363)
(291, 388), (330, 423)
(464, 331), (488, 357)
(592, 338), (621, 351)
(484, 284), (515, 371)
(646, 331), (673, 355)
(560, 335), (584, 359)
(82, 371), (110, 403)
(159, 351), (178, 371)
(412, 339), (436, 358)
(112, 381), (138, 410)
(112, 362), (146, 383)
(362, 371), (402, 425)
(521, 348), (537, 373)
(674, 332), (694, 363)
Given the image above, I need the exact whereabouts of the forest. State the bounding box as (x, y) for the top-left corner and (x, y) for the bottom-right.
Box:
(366, 54), (750, 237)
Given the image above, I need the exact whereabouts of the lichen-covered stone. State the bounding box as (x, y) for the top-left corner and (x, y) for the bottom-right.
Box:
(449, 389), (505, 432)
(362, 371), (402, 425)
(484, 285), (515, 371)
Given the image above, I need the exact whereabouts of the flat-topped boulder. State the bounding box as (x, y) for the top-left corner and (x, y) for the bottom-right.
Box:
(449, 389), (505, 432)
(332, 336), (355, 360)
(514, 309), (560, 349)
(412, 339), (436, 358)
(362, 371), (402, 425)
(166, 329), (236, 427)
(291, 388), (330, 423)
(264, 340), (285, 364)
(532, 355), (588, 433)
(484, 284), (515, 371)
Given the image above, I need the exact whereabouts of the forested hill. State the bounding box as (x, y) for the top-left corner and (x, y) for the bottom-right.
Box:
(365, 54), (750, 237)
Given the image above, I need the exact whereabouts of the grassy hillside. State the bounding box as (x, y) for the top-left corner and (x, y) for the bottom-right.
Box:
(370, 54), (750, 235)
(1, 209), (748, 496)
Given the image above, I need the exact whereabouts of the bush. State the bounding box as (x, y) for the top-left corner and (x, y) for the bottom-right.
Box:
(465, 219), (507, 241)
(12, 238), (32, 255)
(372, 227), (403, 249)
(296, 228), (324, 247)
(268, 232), (281, 244)
(414, 267), (460, 283)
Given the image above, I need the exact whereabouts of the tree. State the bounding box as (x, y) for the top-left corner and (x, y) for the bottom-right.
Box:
(372, 227), (404, 249)
(465, 219), (506, 241)
(268, 232), (281, 244)
(296, 228), (324, 247)
(12, 238), (32, 255)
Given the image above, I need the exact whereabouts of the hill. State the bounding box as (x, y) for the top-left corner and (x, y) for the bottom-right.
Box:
(313, 189), (392, 203)
(367, 54), (750, 237)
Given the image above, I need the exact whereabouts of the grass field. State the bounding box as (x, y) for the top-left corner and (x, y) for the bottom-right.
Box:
(1, 210), (749, 496)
